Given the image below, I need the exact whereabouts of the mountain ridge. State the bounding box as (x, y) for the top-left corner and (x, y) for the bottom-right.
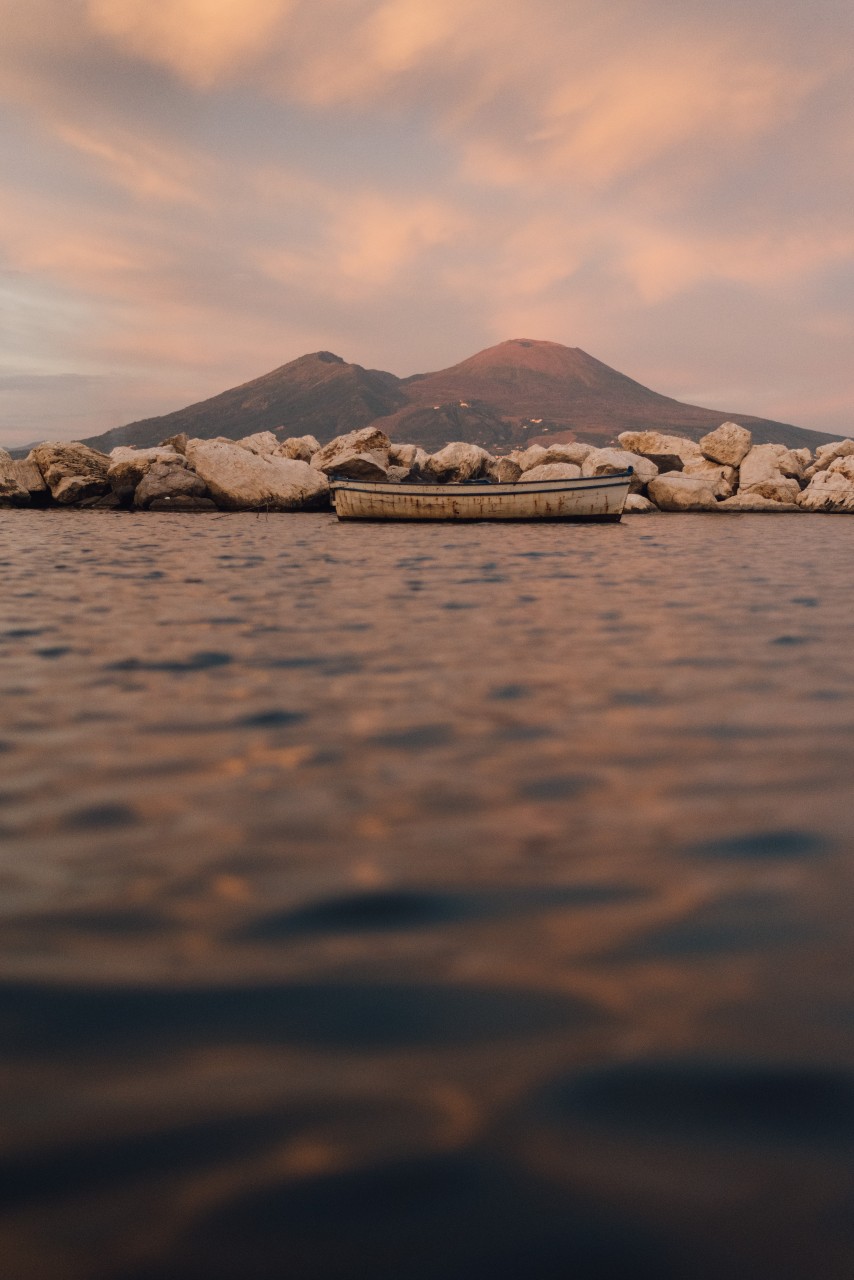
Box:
(62, 339), (844, 455)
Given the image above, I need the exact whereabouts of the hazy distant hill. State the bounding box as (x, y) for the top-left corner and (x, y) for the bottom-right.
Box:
(80, 339), (840, 455)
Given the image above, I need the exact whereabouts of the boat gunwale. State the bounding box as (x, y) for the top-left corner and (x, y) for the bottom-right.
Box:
(329, 469), (633, 497)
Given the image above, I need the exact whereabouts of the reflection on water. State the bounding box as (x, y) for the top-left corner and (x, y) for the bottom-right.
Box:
(1, 510), (853, 1279)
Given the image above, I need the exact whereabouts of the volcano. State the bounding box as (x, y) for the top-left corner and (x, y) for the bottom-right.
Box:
(80, 339), (838, 455)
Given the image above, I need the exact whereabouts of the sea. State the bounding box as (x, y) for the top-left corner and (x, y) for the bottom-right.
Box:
(1, 508), (853, 1280)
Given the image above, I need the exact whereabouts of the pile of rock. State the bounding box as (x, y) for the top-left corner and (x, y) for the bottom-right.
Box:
(616, 424), (854, 513)
(2, 422), (853, 513)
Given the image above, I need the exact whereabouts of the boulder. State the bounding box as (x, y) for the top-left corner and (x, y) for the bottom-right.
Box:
(718, 493), (803, 512)
(511, 445), (548, 471)
(699, 421), (752, 467)
(682, 457), (737, 499)
(388, 443), (418, 468)
(804, 438), (854, 478)
(739, 445), (802, 502)
(533, 442), (592, 466)
(108, 446), (182, 500)
(828, 456), (854, 483)
(617, 431), (702, 467)
(423, 441), (490, 482)
(10, 453), (49, 499)
(518, 462), (582, 482)
(0, 449), (32, 506)
(484, 456), (523, 484)
(582, 447), (657, 493)
(623, 493), (658, 513)
(797, 470), (854, 513)
(133, 462), (209, 508)
(320, 451), (388, 481)
(276, 435), (321, 462)
(409, 447), (431, 474)
(776, 447), (808, 480)
(311, 427), (390, 476)
(184, 439), (329, 511)
(236, 431), (280, 455)
(647, 472), (719, 511)
(31, 442), (111, 505)
(386, 466), (411, 483)
(160, 433), (189, 454)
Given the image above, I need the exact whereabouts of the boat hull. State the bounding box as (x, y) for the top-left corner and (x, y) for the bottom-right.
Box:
(331, 472), (632, 521)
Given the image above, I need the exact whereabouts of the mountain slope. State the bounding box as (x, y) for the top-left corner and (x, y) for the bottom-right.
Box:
(81, 352), (407, 453)
(374, 340), (829, 450)
(81, 339), (840, 454)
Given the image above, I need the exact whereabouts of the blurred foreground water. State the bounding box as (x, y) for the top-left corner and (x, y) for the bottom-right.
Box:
(1, 510), (853, 1279)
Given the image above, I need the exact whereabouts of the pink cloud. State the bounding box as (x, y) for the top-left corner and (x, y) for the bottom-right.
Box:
(2, 0), (854, 442)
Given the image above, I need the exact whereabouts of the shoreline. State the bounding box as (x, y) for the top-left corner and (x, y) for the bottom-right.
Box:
(2, 422), (854, 515)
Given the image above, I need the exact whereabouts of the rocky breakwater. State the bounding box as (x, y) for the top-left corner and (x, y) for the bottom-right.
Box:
(619, 424), (854, 513)
(3, 422), (853, 513)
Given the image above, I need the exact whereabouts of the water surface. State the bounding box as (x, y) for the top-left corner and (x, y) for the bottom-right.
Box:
(1, 510), (853, 1278)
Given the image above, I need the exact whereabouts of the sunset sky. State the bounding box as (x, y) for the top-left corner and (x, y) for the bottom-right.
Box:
(2, 0), (854, 447)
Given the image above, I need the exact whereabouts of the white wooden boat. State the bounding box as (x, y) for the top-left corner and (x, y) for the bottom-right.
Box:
(331, 469), (633, 522)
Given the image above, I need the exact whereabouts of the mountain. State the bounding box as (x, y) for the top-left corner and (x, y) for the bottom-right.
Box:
(373, 340), (833, 451)
(79, 339), (840, 455)
(80, 352), (407, 453)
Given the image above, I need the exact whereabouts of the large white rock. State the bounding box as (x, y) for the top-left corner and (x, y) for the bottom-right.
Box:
(617, 431), (702, 467)
(275, 435), (321, 462)
(0, 448), (31, 506)
(623, 493), (658, 513)
(388, 443), (419, 468)
(682, 457), (737, 499)
(108, 446), (182, 498)
(582, 447), (657, 493)
(185, 439), (329, 510)
(423, 441), (490, 482)
(311, 427), (390, 477)
(237, 431), (280, 455)
(510, 445), (547, 471)
(804, 438), (854, 478)
(484, 455), (523, 483)
(385, 465), (411, 483)
(533, 442), (592, 466)
(828, 456), (854, 483)
(518, 462), (582, 482)
(511, 441), (591, 471)
(797, 470), (854, 512)
(133, 462), (209, 508)
(700, 421), (752, 467)
(320, 451), (388, 480)
(14, 453), (49, 496)
(31, 442), (111, 505)
(739, 445), (802, 502)
(647, 472), (719, 511)
(160, 433), (189, 453)
(777, 447), (808, 480)
(718, 493), (803, 512)
(10, 455), (48, 500)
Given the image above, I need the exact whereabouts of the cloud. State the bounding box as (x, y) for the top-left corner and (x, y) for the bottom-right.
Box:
(53, 123), (210, 204)
(85, 0), (292, 86)
(1, 0), (854, 442)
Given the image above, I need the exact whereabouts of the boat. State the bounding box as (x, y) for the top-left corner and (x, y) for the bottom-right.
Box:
(330, 469), (633, 522)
